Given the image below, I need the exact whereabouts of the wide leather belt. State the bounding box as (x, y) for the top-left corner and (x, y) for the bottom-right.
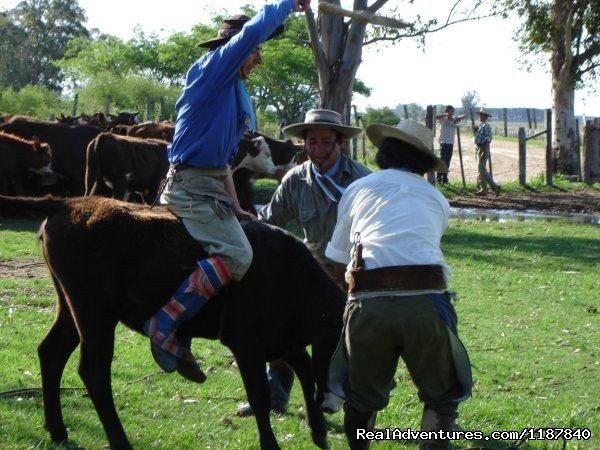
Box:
(348, 264), (446, 293)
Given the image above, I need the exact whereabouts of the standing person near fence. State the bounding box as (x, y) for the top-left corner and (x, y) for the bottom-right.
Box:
(436, 105), (465, 184)
(474, 108), (500, 196)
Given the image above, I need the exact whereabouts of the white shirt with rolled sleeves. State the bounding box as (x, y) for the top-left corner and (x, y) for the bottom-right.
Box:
(325, 168), (452, 298)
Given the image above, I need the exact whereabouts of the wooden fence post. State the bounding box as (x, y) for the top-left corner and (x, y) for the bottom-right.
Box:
(403, 104), (409, 120)
(426, 105), (436, 185)
(575, 118), (582, 179)
(582, 118), (600, 185)
(72, 93), (79, 116)
(278, 119), (287, 139)
(518, 127), (526, 186)
(351, 105), (360, 160)
(103, 96), (111, 117)
(456, 126), (466, 188)
(469, 107), (475, 131)
(158, 97), (166, 121)
(503, 108), (508, 137)
(533, 108), (538, 129)
(526, 108), (532, 129)
(545, 108), (553, 186)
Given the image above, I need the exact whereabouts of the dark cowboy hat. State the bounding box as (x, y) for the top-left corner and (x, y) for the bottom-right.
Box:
(367, 120), (448, 172)
(198, 14), (285, 50)
(283, 109), (363, 140)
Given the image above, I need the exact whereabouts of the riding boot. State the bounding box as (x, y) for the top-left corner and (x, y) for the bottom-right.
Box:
(143, 255), (231, 383)
(419, 404), (457, 450)
(343, 403), (377, 450)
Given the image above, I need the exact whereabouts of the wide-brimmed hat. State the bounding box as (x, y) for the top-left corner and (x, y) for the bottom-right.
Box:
(366, 120), (447, 172)
(198, 14), (284, 49)
(282, 109), (363, 140)
(477, 107), (492, 117)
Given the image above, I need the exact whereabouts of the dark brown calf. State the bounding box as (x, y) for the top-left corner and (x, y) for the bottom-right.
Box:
(128, 121), (175, 141)
(0, 115), (101, 196)
(0, 195), (344, 450)
(85, 132), (169, 203)
(0, 132), (53, 195)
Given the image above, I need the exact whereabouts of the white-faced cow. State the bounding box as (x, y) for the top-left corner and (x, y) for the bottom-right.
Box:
(0, 194), (345, 450)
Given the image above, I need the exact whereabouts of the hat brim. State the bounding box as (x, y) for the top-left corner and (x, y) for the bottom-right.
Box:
(366, 124), (448, 172)
(283, 122), (363, 140)
(477, 111), (492, 117)
(198, 24), (285, 49)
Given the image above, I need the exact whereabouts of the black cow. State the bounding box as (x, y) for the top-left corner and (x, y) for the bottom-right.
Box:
(85, 132), (169, 203)
(0, 115), (102, 196)
(0, 195), (345, 450)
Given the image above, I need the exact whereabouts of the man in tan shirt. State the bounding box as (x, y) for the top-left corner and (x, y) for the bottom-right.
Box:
(236, 109), (370, 416)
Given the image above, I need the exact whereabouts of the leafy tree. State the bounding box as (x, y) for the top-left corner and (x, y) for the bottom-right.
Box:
(362, 106), (399, 127)
(461, 90), (481, 113)
(247, 15), (319, 125)
(393, 103), (426, 121)
(0, 84), (68, 118)
(1, 0), (88, 91)
(506, 0), (599, 175)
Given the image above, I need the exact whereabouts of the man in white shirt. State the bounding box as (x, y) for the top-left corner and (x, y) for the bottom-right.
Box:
(326, 120), (472, 450)
(435, 105), (465, 184)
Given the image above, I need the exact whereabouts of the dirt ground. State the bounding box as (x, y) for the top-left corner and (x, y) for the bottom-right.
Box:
(443, 139), (600, 214)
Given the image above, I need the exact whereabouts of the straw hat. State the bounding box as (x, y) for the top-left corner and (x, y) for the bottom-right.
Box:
(477, 107), (492, 118)
(198, 14), (284, 49)
(366, 120), (447, 172)
(283, 109), (363, 139)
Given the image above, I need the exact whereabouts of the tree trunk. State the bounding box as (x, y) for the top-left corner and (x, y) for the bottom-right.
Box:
(551, 82), (580, 175)
(317, 0), (368, 121)
(550, 0), (580, 176)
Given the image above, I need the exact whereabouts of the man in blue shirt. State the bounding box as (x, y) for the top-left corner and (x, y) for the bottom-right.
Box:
(473, 108), (500, 196)
(142, 0), (310, 383)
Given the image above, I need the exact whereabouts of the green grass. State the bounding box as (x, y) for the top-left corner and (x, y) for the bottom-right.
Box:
(0, 219), (598, 449)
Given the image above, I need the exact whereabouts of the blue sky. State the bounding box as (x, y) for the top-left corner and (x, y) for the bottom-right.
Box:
(1, 0), (597, 116)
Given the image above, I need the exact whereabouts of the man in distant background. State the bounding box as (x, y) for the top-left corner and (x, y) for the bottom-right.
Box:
(473, 108), (500, 195)
(435, 105), (465, 184)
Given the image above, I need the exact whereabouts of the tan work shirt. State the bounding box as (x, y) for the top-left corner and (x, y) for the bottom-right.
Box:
(258, 155), (371, 261)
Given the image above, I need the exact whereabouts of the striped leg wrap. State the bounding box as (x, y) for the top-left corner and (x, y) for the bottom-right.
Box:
(143, 256), (232, 361)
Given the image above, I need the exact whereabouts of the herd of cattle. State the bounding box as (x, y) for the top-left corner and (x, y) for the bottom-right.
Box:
(0, 112), (304, 210)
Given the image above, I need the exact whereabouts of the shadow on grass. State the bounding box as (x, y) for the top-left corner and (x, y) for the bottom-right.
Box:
(443, 230), (599, 267)
(0, 217), (41, 233)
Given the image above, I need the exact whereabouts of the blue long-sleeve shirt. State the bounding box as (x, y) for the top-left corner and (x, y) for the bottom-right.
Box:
(168, 0), (295, 168)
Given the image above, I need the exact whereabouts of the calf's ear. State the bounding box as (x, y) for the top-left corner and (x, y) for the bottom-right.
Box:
(32, 136), (42, 150)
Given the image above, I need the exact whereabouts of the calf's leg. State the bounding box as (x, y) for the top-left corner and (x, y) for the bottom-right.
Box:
(38, 274), (80, 443)
(77, 315), (132, 450)
(232, 347), (279, 450)
(284, 349), (328, 449)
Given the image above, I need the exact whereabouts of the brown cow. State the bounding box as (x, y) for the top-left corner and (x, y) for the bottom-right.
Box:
(0, 195), (344, 450)
(85, 132), (169, 203)
(0, 132), (53, 195)
(128, 121), (175, 141)
(0, 115), (101, 196)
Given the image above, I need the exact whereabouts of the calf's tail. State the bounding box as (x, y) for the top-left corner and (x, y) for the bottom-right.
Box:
(0, 195), (66, 216)
(85, 136), (101, 196)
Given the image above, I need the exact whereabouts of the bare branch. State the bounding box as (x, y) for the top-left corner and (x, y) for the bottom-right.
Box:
(304, 5), (329, 104)
(366, 0), (389, 14)
(319, 3), (412, 29)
